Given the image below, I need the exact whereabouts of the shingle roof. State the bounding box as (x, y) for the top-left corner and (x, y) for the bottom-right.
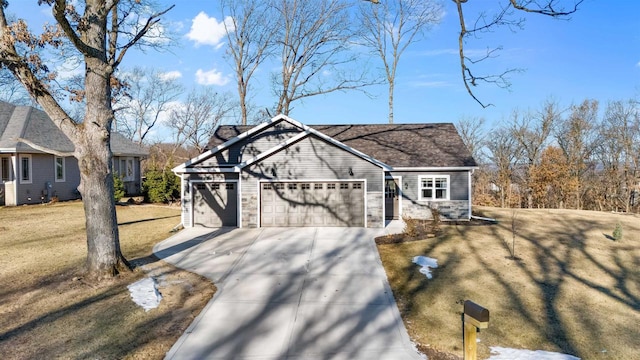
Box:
(0, 100), (148, 157)
(208, 122), (477, 168)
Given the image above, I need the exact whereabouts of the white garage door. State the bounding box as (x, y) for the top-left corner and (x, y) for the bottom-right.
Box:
(193, 182), (237, 227)
(261, 181), (365, 227)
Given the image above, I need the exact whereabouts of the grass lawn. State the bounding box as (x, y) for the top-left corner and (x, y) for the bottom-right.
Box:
(0, 201), (215, 359)
(378, 207), (640, 360)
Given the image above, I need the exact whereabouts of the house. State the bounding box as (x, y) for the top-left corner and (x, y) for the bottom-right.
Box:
(173, 115), (477, 228)
(0, 101), (147, 206)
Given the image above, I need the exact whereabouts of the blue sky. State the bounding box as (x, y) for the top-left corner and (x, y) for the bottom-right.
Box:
(10, 0), (640, 140)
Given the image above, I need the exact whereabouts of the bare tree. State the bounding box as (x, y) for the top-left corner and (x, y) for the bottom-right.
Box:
(487, 126), (521, 208)
(115, 67), (184, 144)
(271, 0), (374, 115)
(0, 69), (33, 105)
(0, 0), (173, 280)
(221, 0), (276, 126)
(168, 89), (235, 154)
(358, 0), (442, 123)
(510, 99), (559, 208)
(555, 99), (599, 210)
(595, 99), (640, 212)
(452, 0), (583, 107)
(456, 115), (486, 163)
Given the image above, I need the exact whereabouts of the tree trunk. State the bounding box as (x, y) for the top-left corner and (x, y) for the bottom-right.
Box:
(388, 80), (394, 124)
(79, 56), (131, 279)
(77, 137), (130, 278)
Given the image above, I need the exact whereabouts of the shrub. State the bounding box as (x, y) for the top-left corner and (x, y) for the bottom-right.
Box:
(612, 223), (623, 241)
(143, 167), (180, 204)
(113, 173), (125, 202)
(402, 215), (420, 238)
(430, 207), (441, 231)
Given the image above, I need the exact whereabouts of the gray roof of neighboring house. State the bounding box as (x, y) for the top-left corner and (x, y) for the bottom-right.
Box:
(0, 100), (148, 157)
(207, 122), (477, 168)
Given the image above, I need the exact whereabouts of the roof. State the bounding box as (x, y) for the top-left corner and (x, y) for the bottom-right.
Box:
(0, 100), (148, 157)
(207, 122), (477, 168)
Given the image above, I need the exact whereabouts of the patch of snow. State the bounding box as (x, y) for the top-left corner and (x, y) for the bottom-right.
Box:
(128, 277), (162, 312)
(412, 256), (438, 279)
(488, 347), (580, 360)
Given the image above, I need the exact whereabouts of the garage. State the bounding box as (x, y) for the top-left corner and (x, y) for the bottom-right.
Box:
(192, 182), (237, 227)
(260, 181), (365, 227)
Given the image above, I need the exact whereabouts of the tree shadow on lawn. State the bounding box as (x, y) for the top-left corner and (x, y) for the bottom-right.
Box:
(454, 210), (639, 359)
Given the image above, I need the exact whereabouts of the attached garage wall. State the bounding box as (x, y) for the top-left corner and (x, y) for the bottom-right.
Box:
(242, 135), (384, 228)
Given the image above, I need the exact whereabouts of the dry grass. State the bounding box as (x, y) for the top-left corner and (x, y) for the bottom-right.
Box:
(0, 201), (216, 359)
(378, 207), (640, 360)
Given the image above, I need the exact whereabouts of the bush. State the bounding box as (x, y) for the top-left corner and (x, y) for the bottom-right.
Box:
(402, 215), (420, 238)
(612, 223), (623, 241)
(113, 173), (125, 202)
(143, 167), (180, 204)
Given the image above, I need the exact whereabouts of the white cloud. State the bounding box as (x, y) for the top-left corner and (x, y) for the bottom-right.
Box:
(186, 12), (234, 48)
(410, 80), (450, 88)
(159, 71), (182, 81)
(636, 61), (640, 67)
(195, 68), (230, 86)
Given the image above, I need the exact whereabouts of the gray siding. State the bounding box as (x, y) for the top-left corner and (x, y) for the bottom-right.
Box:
(390, 170), (471, 221)
(241, 135), (384, 228)
(15, 154), (81, 204)
(199, 121), (303, 167)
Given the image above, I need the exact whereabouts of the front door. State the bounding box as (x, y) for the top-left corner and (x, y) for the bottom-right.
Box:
(385, 178), (399, 220)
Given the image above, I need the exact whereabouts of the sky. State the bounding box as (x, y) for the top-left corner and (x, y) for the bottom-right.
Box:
(7, 0), (640, 141)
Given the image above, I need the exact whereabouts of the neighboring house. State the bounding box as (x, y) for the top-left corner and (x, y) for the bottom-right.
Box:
(0, 101), (147, 206)
(173, 115), (477, 228)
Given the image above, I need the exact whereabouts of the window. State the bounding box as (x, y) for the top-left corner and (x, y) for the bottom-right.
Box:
(196, 184), (206, 190)
(353, 183), (362, 189)
(211, 183), (220, 190)
(226, 183), (234, 190)
(419, 175), (449, 201)
(339, 183), (349, 189)
(1, 157), (10, 182)
(20, 155), (31, 184)
(263, 183), (272, 190)
(119, 157), (134, 181)
(327, 183), (336, 190)
(314, 183), (323, 190)
(55, 157), (65, 182)
(301, 183), (310, 190)
(275, 183), (284, 190)
(288, 183), (297, 190)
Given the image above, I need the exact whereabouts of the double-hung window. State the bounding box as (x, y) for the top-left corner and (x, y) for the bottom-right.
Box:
(20, 155), (32, 184)
(55, 156), (65, 182)
(418, 175), (450, 201)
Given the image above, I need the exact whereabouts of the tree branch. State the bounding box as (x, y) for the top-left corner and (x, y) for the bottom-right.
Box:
(16, 137), (75, 157)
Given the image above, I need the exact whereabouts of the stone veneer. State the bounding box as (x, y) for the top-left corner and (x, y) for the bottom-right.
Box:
(402, 200), (469, 221)
(367, 192), (384, 228)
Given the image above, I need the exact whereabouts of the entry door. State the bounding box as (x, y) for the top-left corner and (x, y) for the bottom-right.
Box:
(385, 178), (399, 220)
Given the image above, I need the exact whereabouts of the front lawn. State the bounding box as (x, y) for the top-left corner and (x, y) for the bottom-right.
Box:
(378, 207), (639, 360)
(0, 201), (215, 359)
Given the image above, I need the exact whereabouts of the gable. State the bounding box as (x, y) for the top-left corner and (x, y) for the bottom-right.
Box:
(177, 115), (391, 173)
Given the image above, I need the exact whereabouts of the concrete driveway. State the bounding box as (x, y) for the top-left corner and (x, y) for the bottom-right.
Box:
(153, 225), (422, 360)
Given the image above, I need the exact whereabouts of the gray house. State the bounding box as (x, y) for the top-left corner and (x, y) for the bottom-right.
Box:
(173, 115), (477, 228)
(0, 101), (147, 206)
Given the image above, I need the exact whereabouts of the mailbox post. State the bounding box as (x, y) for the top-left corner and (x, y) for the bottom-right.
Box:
(463, 300), (489, 360)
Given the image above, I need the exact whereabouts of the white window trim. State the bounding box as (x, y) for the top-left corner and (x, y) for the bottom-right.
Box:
(54, 156), (66, 182)
(418, 175), (450, 201)
(19, 154), (32, 184)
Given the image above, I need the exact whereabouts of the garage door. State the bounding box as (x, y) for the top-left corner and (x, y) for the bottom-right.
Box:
(261, 181), (364, 227)
(193, 182), (237, 227)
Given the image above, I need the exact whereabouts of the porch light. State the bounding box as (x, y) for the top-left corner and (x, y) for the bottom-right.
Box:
(348, 167), (354, 176)
(271, 168), (277, 178)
